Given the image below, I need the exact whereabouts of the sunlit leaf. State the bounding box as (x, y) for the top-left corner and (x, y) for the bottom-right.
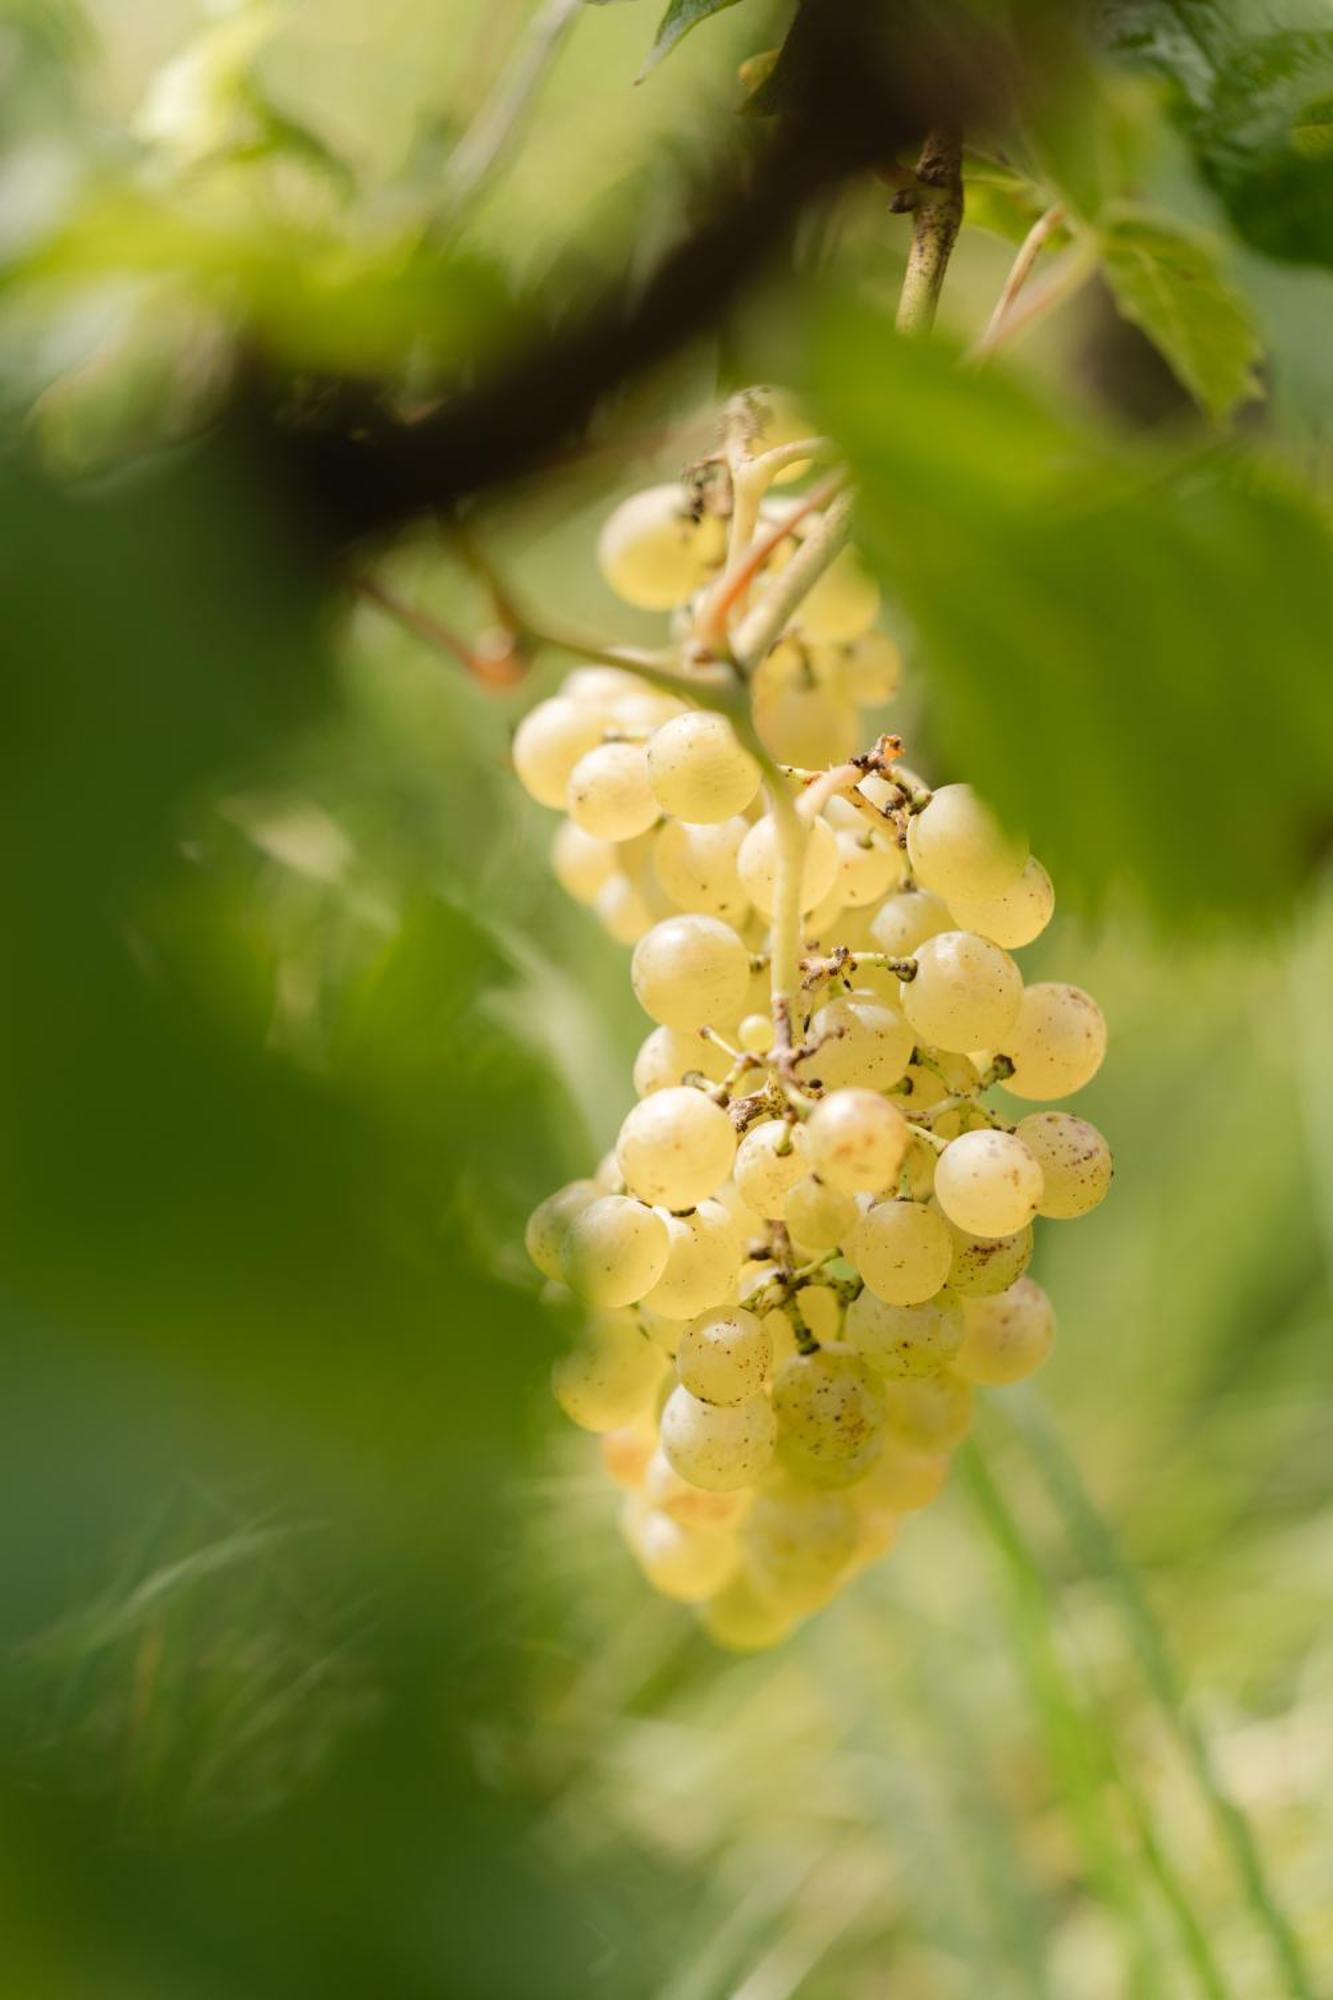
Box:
(1099, 205), (1263, 420)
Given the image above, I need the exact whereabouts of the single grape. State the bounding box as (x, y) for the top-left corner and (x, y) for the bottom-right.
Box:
(742, 1480), (859, 1612)
(949, 856), (1055, 950)
(906, 783), (1027, 903)
(933, 1129), (1044, 1238)
(834, 828), (906, 907)
(793, 545), (880, 642)
(795, 1283), (842, 1343)
(612, 689), (687, 733)
(677, 1306), (772, 1405)
(642, 1448), (748, 1526)
(551, 1312), (665, 1430)
(699, 1574), (798, 1652)
(561, 1195), (670, 1306)
(652, 816), (750, 921)
(902, 930), (1023, 1053)
(847, 1198), (953, 1304)
(1001, 983), (1108, 1101)
(881, 1372), (974, 1451)
(753, 676), (860, 768)
(845, 1287), (964, 1376)
(802, 992), (914, 1091)
(621, 1501), (738, 1602)
(640, 1200), (742, 1317)
(772, 1344), (886, 1488)
(616, 1086), (737, 1209)
(944, 1216), (1034, 1296)
(597, 483), (725, 609)
(660, 1384), (777, 1491)
(594, 873), (654, 945)
(1016, 1112), (1113, 1218)
(525, 1178), (599, 1281)
(560, 664), (643, 707)
(868, 888), (952, 958)
(567, 740), (659, 841)
(550, 818), (618, 905)
(512, 697), (606, 810)
(636, 1303), (690, 1357)
(955, 1277), (1055, 1385)
(631, 914), (750, 1029)
(632, 1024), (730, 1096)
(855, 1436), (949, 1512)
(712, 1176), (765, 1246)
(824, 629), (902, 705)
(733, 1118), (807, 1219)
(646, 711), (760, 821)
(804, 1088), (909, 1194)
(738, 813), (839, 917)
(737, 1012), (773, 1056)
(600, 1420), (656, 1491)
(783, 1174), (859, 1253)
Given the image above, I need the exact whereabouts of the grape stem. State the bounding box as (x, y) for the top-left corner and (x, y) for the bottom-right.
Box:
(354, 573), (524, 685)
(439, 0), (585, 221)
(894, 127), (964, 338)
(696, 467), (848, 653)
(967, 203), (1066, 362)
(732, 488), (856, 672)
(968, 236), (1099, 363)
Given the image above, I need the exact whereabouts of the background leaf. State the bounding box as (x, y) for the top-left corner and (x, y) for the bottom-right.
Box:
(1098, 205), (1263, 419)
(641, 0), (746, 75)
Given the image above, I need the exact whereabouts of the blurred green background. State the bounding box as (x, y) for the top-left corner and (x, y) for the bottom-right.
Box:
(2, 0), (1332, 1994)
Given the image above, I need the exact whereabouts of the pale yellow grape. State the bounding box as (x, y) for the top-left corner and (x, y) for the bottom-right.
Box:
(882, 1372), (974, 1451)
(755, 680), (861, 768)
(734, 1118), (807, 1218)
(763, 1303), (800, 1373)
(794, 545), (880, 642)
(1017, 1112), (1113, 1218)
(660, 1384), (776, 1491)
(524, 1178), (599, 1281)
(642, 1448), (747, 1526)
(955, 1277), (1055, 1385)
(902, 931), (1023, 1053)
(783, 1174), (858, 1253)
(560, 663), (643, 707)
(551, 1312), (664, 1431)
(748, 385), (815, 480)
(900, 1134), (938, 1202)
(738, 813), (839, 917)
(845, 1287), (964, 1377)
(631, 914), (750, 1028)
(934, 1129), (1044, 1237)
(805, 1089), (909, 1194)
(803, 992), (914, 1091)
(1002, 983), (1108, 1101)
(636, 1304), (689, 1356)
(900, 1049), (981, 1113)
(512, 697), (606, 809)
(597, 482), (725, 609)
(796, 1283), (843, 1343)
(652, 816), (750, 921)
(856, 1437), (948, 1512)
(906, 783), (1027, 902)
(593, 1150), (623, 1192)
(699, 1574), (797, 1651)
(835, 828), (906, 907)
(616, 1085), (736, 1209)
(594, 873), (654, 944)
(742, 1482), (859, 1612)
(600, 1420), (656, 1491)
(561, 1195), (669, 1307)
(848, 1199), (953, 1305)
(712, 1177), (764, 1245)
(611, 689), (688, 733)
(773, 1345), (886, 1488)
(800, 884), (848, 952)
(677, 1306), (772, 1405)
(949, 856), (1055, 949)
(738, 1012), (772, 1056)
(640, 1201), (741, 1316)
(622, 1502), (738, 1602)
(550, 818), (618, 907)
(944, 1216), (1034, 1297)
(567, 740), (659, 841)
(631, 1024), (730, 1096)
(848, 1502), (900, 1573)
(646, 711), (759, 821)
(825, 629), (902, 705)
(869, 889), (952, 958)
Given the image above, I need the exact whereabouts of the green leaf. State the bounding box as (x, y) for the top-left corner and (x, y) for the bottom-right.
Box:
(809, 299), (1333, 923)
(641, 0), (744, 76)
(1099, 206), (1263, 420)
(1196, 29), (1333, 265)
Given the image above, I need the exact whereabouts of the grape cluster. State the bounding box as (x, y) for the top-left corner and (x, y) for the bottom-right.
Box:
(518, 393), (1110, 1650)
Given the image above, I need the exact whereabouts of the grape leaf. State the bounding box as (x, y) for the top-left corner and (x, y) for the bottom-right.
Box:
(1099, 206), (1263, 420)
(809, 298), (1333, 922)
(1196, 29), (1333, 265)
(641, 0), (745, 75)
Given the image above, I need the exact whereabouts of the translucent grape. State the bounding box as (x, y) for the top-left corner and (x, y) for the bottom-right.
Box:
(949, 856), (1055, 949)
(955, 1277), (1056, 1385)
(551, 1312), (664, 1430)
(944, 1216), (1034, 1296)
(933, 1129), (1044, 1238)
(512, 698), (606, 810)
(616, 1085), (737, 1209)
(594, 873), (654, 944)
(795, 1283), (842, 1343)
(783, 1174), (858, 1252)
(636, 1304), (689, 1357)
(737, 1012), (772, 1056)
(772, 1345), (886, 1488)
(550, 818), (618, 905)
(802, 992), (914, 1091)
(804, 1088), (909, 1194)
(845, 1287), (964, 1377)
(524, 1178), (599, 1281)
(600, 1420), (656, 1491)
(738, 813), (839, 917)
(699, 1574), (797, 1651)
(881, 1372), (974, 1451)
(855, 1437), (949, 1512)
(868, 888), (952, 958)
(561, 1195), (670, 1306)
(622, 1502), (738, 1602)
(676, 1306), (772, 1405)
(906, 783), (1027, 903)
(640, 1200), (741, 1317)
(902, 931), (1023, 1053)
(597, 482), (725, 609)
(847, 1198), (953, 1304)
(642, 1448), (747, 1525)
(631, 914), (750, 1028)
(826, 629), (902, 705)
(632, 1024), (730, 1096)
(733, 1118), (807, 1219)
(835, 828), (906, 907)
(646, 711), (759, 821)
(742, 1481), (859, 1612)
(794, 545), (880, 642)
(753, 678), (860, 768)
(560, 664), (643, 707)
(652, 816), (750, 920)
(611, 689), (687, 733)
(1016, 1112), (1113, 1218)
(1002, 983), (1108, 1101)
(660, 1384), (777, 1491)
(712, 1176), (764, 1246)
(567, 740), (659, 841)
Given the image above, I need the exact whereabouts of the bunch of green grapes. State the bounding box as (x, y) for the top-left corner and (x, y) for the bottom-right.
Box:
(518, 391), (1110, 1651)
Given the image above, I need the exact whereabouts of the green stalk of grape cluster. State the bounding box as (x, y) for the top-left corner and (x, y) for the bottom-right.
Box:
(516, 388), (1111, 1650)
